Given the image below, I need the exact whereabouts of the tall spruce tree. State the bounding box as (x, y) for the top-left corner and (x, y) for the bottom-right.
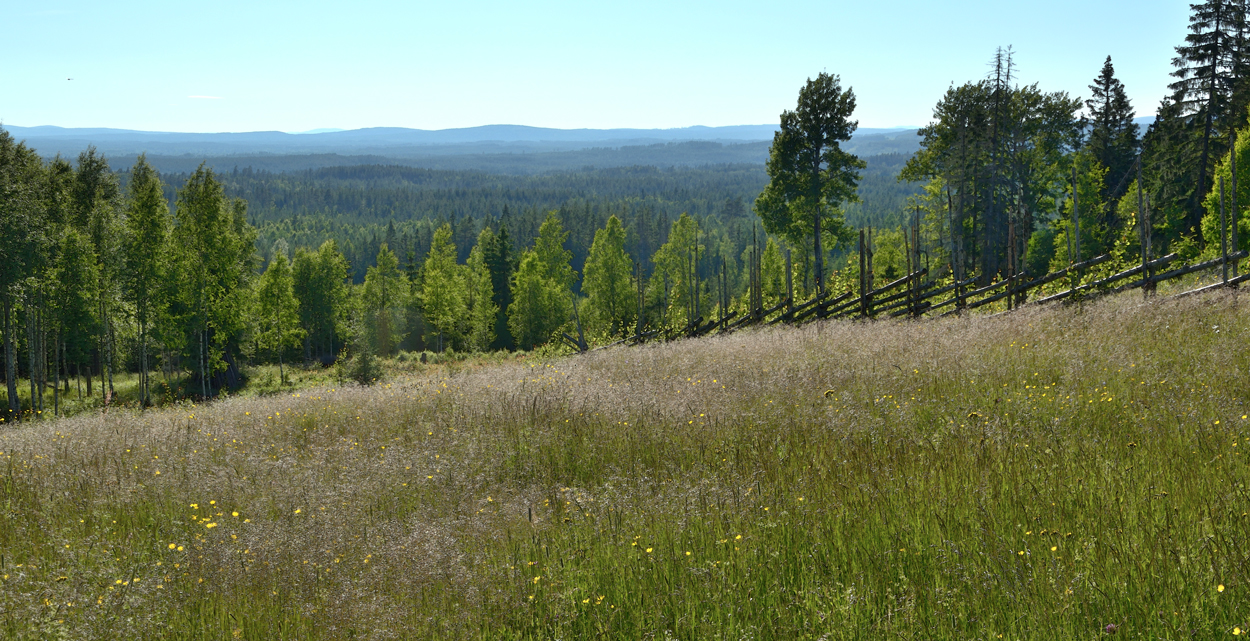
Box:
(1086, 56), (1141, 213)
(483, 225), (515, 350)
(1169, 0), (1250, 233)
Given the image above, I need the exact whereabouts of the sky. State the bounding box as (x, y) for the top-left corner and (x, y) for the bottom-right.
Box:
(3, 0), (1192, 133)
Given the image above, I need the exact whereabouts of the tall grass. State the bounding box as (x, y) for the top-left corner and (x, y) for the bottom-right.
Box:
(2, 292), (1248, 639)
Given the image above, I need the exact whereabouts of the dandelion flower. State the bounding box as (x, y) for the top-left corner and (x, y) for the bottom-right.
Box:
(168, 543), (176, 550)
(1219, 584), (1225, 592)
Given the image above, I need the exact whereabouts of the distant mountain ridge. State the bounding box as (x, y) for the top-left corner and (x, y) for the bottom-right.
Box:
(1, 123), (922, 173)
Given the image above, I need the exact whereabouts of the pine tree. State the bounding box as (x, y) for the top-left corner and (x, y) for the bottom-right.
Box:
(756, 72), (864, 295)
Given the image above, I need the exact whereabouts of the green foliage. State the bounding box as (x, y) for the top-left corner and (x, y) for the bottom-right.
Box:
(123, 155), (170, 405)
(1024, 227), (1057, 278)
(291, 240), (350, 364)
(581, 215), (635, 339)
(756, 72), (864, 291)
(903, 63), (1081, 280)
(419, 225), (465, 351)
(482, 225), (516, 351)
(649, 213), (705, 329)
(52, 227), (100, 373)
(759, 237), (787, 306)
(509, 249), (570, 351)
(504, 212), (576, 350)
(335, 334), (384, 386)
(464, 231), (497, 352)
(363, 243), (408, 356)
(256, 243), (305, 382)
(169, 164), (258, 397)
(1085, 56), (1141, 209)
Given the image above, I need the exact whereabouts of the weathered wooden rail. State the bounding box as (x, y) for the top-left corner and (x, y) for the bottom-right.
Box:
(612, 213), (1246, 350)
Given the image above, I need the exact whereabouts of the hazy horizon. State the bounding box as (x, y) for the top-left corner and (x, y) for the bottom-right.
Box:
(5, 1), (1188, 133)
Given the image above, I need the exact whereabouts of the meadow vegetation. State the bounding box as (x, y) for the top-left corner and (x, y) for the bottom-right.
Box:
(1, 292), (1248, 639)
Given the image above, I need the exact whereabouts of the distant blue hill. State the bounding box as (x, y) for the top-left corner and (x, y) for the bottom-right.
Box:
(0, 123), (923, 172)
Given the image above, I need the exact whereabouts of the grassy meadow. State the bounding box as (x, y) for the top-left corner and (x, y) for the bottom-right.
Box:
(2, 291), (1249, 639)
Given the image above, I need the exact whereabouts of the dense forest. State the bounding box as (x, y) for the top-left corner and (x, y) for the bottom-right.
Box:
(128, 157), (915, 283)
(3, 0), (1249, 419)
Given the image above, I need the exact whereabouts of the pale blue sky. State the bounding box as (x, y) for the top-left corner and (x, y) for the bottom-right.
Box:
(3, 0), (1191, 133)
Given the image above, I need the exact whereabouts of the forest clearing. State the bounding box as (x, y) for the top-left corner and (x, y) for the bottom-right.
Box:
(2, 290), (1248, 639)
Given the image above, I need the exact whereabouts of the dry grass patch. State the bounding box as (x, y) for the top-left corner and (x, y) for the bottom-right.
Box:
(2, 292), (1249, 639)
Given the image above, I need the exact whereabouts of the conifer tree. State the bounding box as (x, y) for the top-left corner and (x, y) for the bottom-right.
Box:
(483, 225), (515, 350)
(756, 72), (864, 295)
(1086, 56), (1141, 211)
(1168, 0), (1250, 232)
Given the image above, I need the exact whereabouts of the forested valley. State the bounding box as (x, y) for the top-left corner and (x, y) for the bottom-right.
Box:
(3, 0), (1250, 420)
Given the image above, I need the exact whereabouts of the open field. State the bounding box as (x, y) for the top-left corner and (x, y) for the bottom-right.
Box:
(2, 292), (1249, 639)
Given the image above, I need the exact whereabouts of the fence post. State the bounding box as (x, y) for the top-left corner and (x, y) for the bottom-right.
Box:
(1073, 164), (1081, 284)
(785, 247), (793, 315)
(1137, 157), (1149, 298)
(1232, 130), (1240, 284)
(866, 227), (875, 317)
(635, 261), (644, 341)
(1222, 175), (1229, 286)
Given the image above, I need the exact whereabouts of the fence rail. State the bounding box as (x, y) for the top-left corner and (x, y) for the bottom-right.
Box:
(610, 231), (1246, 350)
